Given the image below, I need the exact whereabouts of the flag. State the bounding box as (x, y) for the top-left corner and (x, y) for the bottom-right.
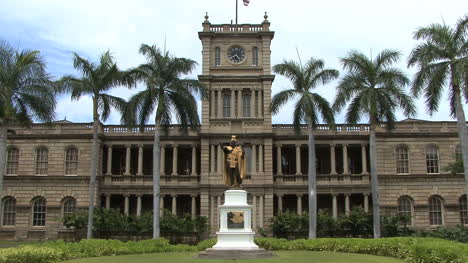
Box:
(243, 0), (250, 6)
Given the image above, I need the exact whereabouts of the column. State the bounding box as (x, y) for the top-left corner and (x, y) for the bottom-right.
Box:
(252, 195), (257, 229)
(238, 89), (243, 117)
(278, 194), (283, 213)
(330, 144), (336, 174)
(160, 146), (166, 175)
(217, 89), (222, 118)
(137, 144), (144, 175)
(191, 195), (197, 219)
(210, 90), (215, 118)
(251, 144), (257, 173)
(250, 89), (255, 117)
(210, 144), (215, 173)
(297, 194), (302, 215)
(342, 144), (348, 174)
(230, 89), (235, 118)
(124, 194), (129, 216)
(124, 145), (131, 175)
(172, 145), (178, 175)
(136, 195), (142, 217)
(345, 194), (350, 214)
(191, 145), (197, 176)
(217, 144), (222, 174)
(210, 195), (215, 229)
(276, 145), (282, 175)
(259, 145), (263, 173)
(106, 145), (112, 175)
(257, 89), (262, 118)
(160, 195), (164, 217)
(259, 195), (264, 227)
(361, 144), (368, 174)
(295, 144), (301, 175)
(332, 194), (338, 219)
(171, 195), (177, 215)
(105, 194), (111, 210)
(364, 193), (369, 212)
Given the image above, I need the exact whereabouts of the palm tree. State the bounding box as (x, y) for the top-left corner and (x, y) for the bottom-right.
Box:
(124, 44), (205, 239)
(271, 58), (338, 239)
(408, 16), (468, 211)
(0, 41), (57, 197)
(334, 49), (416, 238)
(60, 51), (129, 239)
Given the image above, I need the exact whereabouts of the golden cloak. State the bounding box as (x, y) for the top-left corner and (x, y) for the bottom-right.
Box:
(222, 145), (247, 186)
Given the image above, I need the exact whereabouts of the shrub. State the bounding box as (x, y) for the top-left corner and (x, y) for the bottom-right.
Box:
(413, 225), (468, 243)
(0, 246), (64, 263)
(196, 239), (216, 251)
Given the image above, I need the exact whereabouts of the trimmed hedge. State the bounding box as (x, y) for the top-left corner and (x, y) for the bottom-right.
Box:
(254, 237), (468, 263)
(0, 237), (466, 263)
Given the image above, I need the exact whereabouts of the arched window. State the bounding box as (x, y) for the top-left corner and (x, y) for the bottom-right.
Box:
(32, 197), (46, 226)
(460, 195), (468, 225)
(252, 47), (259, 66)
(223, 93), (231, 117)
(2, 197), (16, 226)
(6, 147), (19, 175)
(398, 196), (413, 225)
(455, 144), (462, 162)
(65, 147), (79, 175)
(35, 147), (48, 175)
(243, 93), (251, 117)
(428, 196), (444, 225)
(395, 145), (409, 174)
(62, 198), (76, 219)
(425, 145), (439, 174)
(214, 47), (221, 66)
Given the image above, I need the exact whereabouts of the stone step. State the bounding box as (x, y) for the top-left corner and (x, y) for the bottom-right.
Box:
(197, 248), (275, 259)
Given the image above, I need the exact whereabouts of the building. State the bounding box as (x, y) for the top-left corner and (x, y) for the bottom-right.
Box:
(1, 14), (467, 240)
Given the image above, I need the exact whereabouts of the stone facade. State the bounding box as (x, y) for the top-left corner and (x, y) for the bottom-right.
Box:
(1, 16), (467, 240)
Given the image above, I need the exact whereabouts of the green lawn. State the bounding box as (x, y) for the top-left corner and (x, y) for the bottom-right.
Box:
(63, 251), (404, 263)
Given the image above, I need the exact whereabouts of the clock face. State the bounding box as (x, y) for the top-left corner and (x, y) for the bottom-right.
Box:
(227, 46), (245, 63)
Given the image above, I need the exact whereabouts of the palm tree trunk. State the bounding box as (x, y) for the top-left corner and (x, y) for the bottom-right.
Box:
(369, 122), (381, 238)
(86, 98), (100, 239)
(452, 72), (468, 215)
(153, 121), (161, 239)
(308, 123), (317, 239)
(0, 125), (7, 197)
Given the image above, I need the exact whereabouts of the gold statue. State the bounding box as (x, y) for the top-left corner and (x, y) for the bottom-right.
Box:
(222, 136), (246, 187)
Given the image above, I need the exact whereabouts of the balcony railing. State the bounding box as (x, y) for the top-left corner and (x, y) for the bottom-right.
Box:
(274, 174), (370, 185)
(103, 175), (200, 186)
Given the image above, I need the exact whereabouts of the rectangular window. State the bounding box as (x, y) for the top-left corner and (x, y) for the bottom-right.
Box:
(396, 146), (409, 174)
(65, 148), (79, 175)
(243, 94), (251, 117)
(32, 199), (46, 226)
(223, 94), (231, 117)
(35, 148), (48, 175)
(6, 148), (19, 175)
(2, 199), (16, 226)
(426, 146), (439, 174)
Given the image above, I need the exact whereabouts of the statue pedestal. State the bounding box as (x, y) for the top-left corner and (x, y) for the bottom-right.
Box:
(198, 190), (273, 259)
(213, 190), (257, 249)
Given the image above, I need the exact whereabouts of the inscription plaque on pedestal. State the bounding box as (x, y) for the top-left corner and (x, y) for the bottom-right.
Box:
(227, 211), (244, 229)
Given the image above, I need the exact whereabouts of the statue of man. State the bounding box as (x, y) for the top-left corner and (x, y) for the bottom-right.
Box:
(222, 136), (246, 187)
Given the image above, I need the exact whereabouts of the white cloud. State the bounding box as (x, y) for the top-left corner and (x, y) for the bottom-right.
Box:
(1, 0), (466, 124)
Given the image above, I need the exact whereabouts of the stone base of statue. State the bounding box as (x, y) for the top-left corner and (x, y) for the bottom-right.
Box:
(197, 190), (274, 259)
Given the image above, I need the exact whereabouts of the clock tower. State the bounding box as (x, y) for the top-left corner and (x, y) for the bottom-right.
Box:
(198, 13), (275, 134)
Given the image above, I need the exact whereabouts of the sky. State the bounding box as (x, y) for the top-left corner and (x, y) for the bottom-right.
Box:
(0, 0), (467, 124)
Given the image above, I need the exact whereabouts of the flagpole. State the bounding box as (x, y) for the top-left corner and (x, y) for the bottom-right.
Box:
(235, 0), (238, 24)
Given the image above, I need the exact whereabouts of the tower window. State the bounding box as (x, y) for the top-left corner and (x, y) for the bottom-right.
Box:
(65, 147), (79, 175)
(252, 47), (259, 66)
(223, 94), (231, 117)
(35, 147), (48, 175)
(243, 93), (251, 117)
(214, 47), (221, 67)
